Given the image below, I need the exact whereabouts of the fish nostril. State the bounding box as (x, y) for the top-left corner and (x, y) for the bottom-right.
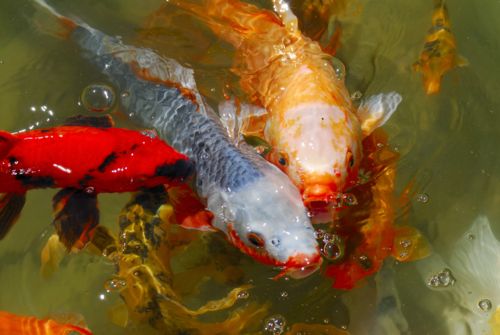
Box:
(271, 238), (280, 247)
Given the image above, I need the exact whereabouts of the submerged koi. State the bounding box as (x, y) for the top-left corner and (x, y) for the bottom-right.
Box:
(0, 310), (92, 335)
(172, 0), (401, 211)
(414, 0), (467, 95)
(0, 115), (192, 249)
(32, 0), (321, 278)
(323, 130), (430, 289)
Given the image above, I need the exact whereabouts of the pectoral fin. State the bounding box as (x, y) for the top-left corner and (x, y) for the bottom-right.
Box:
(456, 55), (469, 67)
(167, 184), (216, 231)
(52, 188), (99, 250)
(357, 92), (402, 137)
(218, 98), (268, 142)
(0, 193), (26, 240)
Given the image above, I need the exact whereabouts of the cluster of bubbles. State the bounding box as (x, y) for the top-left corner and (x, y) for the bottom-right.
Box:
(333, 192), (358, 208)
(104, 278), (127, 292)
(426, 268), (456, 288)
(263, 314), (287, 335)
(81, 84), (116, 113)
(315, 229), (345, 262)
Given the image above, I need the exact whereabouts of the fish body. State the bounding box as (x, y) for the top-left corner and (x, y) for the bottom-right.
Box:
(173, 0), (401, 210)
(0, 115), (192, 249)
(33, 0), (321, 276)
(414, 0), (467, 94)
(0, 310), (92, 335)
(0, 124), (191, 194)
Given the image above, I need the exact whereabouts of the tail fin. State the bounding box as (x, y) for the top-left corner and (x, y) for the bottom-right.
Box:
(31, 0), (78, 39)
(173, 0), (284, 46)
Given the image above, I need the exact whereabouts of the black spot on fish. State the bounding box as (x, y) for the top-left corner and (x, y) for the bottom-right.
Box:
(16, 174), (55, 188)
(40, 129), (50, 133)
(8, 156), (18, 165)
(97, 152), (117, 172)
(78, 174), (94, 188)
(155, 159), (193, 181)
(130, 143), (139, 151)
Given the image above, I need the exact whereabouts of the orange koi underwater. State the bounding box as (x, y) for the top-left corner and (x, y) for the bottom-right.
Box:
(171, 0), (402, 211)
(414, 0), (467, 95)
(0, 311), (92, 335)
(323, 129), (430, 289)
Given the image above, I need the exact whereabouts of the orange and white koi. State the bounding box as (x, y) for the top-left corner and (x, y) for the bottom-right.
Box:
(0, 311), (92, 335)
(174, 0), (402, 211)
(413, 0), (467, 95)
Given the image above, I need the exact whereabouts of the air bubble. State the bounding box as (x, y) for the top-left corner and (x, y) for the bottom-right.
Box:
(330, 57), (346, 81)
(416, 193), (429, 203)
(104, 278), (127, 291)
(121, 91), (130, 98)
(280, 291), (288, 298)
(478, 299), (492, 312)
(322, 238), (344, 261)
(237, 291), (250, 299)
(84, 186), (95, 194)
(426, 268), (456, 288)
(351, 91), (363, 101)
(263, 314), (286, 335)
(81, 84), (116, 113)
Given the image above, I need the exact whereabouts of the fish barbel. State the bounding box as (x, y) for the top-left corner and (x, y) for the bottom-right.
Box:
(32, 0), (322, 277)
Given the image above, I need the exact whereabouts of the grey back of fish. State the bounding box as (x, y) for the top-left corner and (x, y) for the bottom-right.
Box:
(71, 26), (263, 197)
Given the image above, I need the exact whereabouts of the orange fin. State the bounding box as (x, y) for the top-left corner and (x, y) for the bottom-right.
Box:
(63, 114), (115, 128)
(0, 131), (17, 157)
(322, 20), (342, 56)
(167, 184), (216, 231)
(32, 0), (78, 39)
(40, 234), (66, 279)
(0, 193), (26, 240)
(52, 188), (99, 250)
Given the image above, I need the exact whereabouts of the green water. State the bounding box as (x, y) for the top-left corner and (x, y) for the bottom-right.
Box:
(0, 0), (499, 334)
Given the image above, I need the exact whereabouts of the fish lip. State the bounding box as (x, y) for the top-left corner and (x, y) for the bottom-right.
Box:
(273, 252), (323, 280)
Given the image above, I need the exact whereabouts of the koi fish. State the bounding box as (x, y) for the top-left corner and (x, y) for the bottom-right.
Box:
(324, 129), (430, 289)
(418, 216), (500, 334)
(90, 188), (268, 334)
(0, 115), (192, 249)
(413, 0), (467, 95)
(32, 0), (321, 278)
(171, 0), (402, 210)
(0, 310), (92, 335)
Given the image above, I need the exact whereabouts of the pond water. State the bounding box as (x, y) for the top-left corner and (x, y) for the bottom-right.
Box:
(0, 0), (499, 334)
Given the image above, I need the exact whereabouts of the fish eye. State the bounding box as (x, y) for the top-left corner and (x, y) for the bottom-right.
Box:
(278, 153), (288, 166)
(247, 232), (265, 248)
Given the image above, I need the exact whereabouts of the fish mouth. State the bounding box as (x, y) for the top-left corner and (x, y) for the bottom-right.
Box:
(273, 253), (323, 280)
(303, 183), (339, 211)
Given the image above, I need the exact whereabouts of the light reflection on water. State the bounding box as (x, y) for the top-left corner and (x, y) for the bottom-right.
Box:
(0, 0), (499, 334)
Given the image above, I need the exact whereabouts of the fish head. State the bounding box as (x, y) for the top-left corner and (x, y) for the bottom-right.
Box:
(269, 103), (362, 210)
(213, 164), (322, 277)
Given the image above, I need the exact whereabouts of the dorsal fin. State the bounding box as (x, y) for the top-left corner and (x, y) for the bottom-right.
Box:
(63, 115), (115, 128)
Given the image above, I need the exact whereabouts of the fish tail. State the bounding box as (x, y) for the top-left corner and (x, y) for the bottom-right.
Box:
(32, 0), (78, 39)
(173, 0), (284, 46)
(0, 130), (16, 157)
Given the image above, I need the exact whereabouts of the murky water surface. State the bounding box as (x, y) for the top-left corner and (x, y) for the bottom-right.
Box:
(0, 0), (499, 334)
